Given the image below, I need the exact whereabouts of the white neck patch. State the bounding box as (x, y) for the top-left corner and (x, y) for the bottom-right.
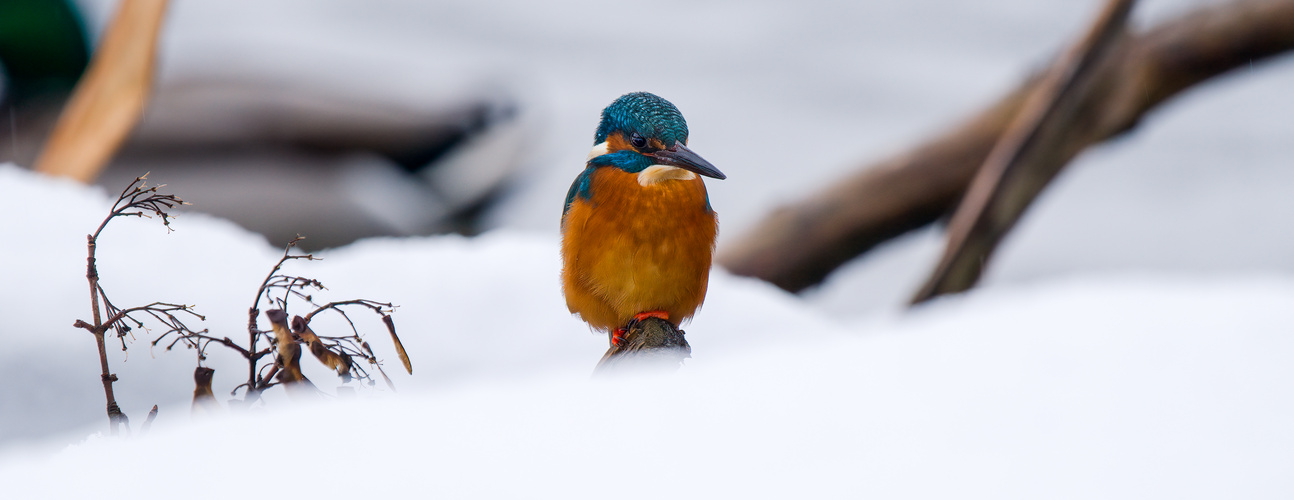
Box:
(586, 142), (696, 185)
(637, 165), (696, 186)
(586, 142), (609, 161)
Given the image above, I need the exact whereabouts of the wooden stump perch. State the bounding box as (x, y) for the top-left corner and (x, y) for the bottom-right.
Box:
(594, 317), (691, 374)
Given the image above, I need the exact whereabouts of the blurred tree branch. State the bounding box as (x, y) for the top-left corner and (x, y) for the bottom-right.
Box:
(913, 0), (1134, 303)
(35, 0), (168, 182)
(717, 0), (1294, 296)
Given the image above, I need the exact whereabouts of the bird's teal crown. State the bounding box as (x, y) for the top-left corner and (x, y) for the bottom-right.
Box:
(593, 92), (689, 147)
(566, 92), (713, 215)
(585, 92), (689, 175)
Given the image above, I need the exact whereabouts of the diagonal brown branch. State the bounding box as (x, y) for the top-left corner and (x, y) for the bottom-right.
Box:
(911, 0), (1135, 303)
(717, 0), (1294, 294)
(34, 0), (169, 183)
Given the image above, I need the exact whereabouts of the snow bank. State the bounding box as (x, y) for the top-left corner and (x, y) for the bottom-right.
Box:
(0, 164), (838, 445)
(3, 163), (1294, 497)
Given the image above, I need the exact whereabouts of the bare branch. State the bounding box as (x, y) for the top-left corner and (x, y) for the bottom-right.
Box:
(302, 300), (394, 329)
(362, 341), (397, 391)
(249, 236), (319, 317)
(78, 172), (195, 435)
(299, 300), (409, 377)
(717, 0), (1294, 293)
(92, 173), (186, 240)
(912, 0), (1135, 302)
(242, 236), (318, 398)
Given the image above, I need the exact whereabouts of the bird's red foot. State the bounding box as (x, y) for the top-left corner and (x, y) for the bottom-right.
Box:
(633, 311), (670, 322)
(611, 312), (669, 347)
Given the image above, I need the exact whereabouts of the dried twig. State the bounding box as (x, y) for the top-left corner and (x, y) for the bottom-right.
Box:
(73, 173), (202, 434)
(300, 300), (411, 375)
(72, 186), (412, 416)
(169, 237), (413, 403)
(192, 366), (219, 413)
(234, 237), (317, 401)
(140, 405), (159, 433)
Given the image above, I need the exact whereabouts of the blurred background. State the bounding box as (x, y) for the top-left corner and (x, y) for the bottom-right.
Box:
(2, 0), (1293, 315)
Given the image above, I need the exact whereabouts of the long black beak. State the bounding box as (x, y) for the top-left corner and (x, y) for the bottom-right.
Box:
(651, 142), (726, 180)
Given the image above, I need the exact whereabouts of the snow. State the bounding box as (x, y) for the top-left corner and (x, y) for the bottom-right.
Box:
(4, 0), (1294, 496)
(0, 164), (844, 445)
(3, 163), (1294, 497)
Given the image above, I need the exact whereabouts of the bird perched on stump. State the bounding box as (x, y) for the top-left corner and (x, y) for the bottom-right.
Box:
(561, 92), (725, 347)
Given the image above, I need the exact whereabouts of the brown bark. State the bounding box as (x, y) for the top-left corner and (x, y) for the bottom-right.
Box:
(84, 235), (126, 434)
(717, 0), (1294, 294)
(912, 0), (1135, 303)
(35, 0), (169, 182)
(594, 317), (691, 374)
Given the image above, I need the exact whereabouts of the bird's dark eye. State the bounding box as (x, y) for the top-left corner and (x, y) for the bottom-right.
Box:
(630, 134), (647, 149)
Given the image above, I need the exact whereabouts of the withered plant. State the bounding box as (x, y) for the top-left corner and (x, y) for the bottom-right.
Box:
(154, 237), (412, 407)
(73, 174), (206, 435)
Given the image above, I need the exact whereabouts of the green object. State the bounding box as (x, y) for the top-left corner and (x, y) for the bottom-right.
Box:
(0, 0), (89, 103)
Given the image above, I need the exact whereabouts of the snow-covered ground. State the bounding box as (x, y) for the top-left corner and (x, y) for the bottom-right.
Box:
(3, 0), (1294, 496)
(3, 167), (1294, 496)
(5, 274), (1294, 498)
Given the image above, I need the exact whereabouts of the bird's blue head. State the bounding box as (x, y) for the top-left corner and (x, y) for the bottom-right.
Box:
(586, 92), (725, 180)
(594, 92), (689, 148)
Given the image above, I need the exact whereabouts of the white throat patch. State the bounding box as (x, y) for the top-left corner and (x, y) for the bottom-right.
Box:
(586, 142), (609, 161)
(637, 165), (696, 186)
(586, 142), (696, 185)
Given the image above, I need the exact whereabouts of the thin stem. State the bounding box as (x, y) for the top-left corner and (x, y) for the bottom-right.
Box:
(79, 173), (190, 434)
(244, 236), (316, 401)
(84, 233), (124, 434)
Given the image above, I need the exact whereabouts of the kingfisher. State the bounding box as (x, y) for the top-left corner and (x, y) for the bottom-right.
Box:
(561, 92), (725, 347)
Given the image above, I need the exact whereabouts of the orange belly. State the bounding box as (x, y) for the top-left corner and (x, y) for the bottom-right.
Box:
(561, 167), (717, 332)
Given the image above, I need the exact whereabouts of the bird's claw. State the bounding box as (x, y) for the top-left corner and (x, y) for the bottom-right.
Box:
(613, 311), (669, 347)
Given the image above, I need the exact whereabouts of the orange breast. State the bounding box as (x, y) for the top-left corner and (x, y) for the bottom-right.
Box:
(561, 167), (717, 332)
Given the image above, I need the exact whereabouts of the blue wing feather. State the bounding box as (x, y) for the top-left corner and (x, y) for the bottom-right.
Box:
(564, 168), (595, 215)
